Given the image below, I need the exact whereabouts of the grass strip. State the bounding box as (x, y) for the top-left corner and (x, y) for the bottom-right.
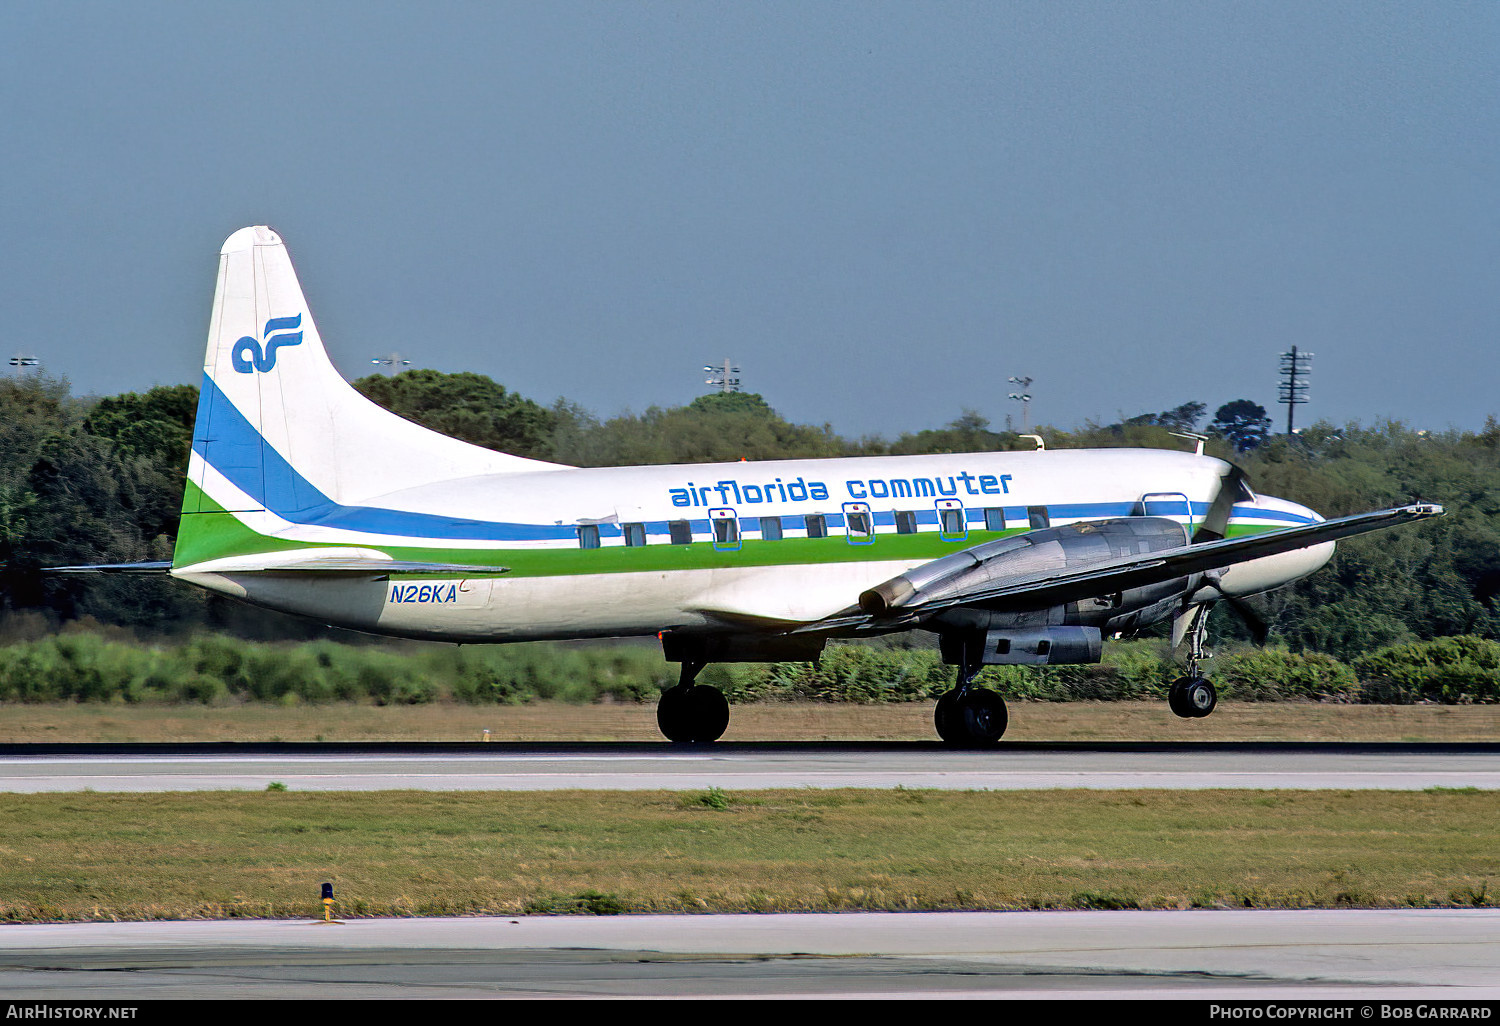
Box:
(3, 789), (1498, 921)
(2, 701), (1498, 743)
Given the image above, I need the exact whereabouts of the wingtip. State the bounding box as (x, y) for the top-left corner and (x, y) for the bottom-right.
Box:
(220, 226), (281, 255)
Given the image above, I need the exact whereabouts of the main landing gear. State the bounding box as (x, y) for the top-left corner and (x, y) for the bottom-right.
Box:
(934, 658), (1008, 748)
(1167, 676), (1217, 718)
(1168, 606), (1218, 719)
(656, 659), (730, 743)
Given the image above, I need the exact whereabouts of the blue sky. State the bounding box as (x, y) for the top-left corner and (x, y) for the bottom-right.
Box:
(2, 1), (1495, 439)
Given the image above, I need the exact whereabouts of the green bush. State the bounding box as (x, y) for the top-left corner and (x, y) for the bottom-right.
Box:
(0, 632), (1494, 706)
(1353, 636), (1500, 704)
(1213, 647), (1359, 701)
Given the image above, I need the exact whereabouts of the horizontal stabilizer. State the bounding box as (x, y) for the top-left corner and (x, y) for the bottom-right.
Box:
(45, 561), (174, 575)
(173, 548), (509, 576)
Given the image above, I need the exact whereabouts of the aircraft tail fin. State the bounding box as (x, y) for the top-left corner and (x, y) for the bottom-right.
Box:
(177, 226), (560, 568)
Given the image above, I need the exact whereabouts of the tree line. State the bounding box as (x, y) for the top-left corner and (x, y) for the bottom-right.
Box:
(1, 369), (1497, 662)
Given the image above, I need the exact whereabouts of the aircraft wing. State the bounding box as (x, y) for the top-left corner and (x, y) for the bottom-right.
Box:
(915, 503), (1441, 613)
(796, 502), (1443, 632)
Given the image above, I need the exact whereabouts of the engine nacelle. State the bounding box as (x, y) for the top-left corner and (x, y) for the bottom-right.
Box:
(940, 626), (1104, 666)
(861, 517), (1192, 617)
(660, 631), (826, 664)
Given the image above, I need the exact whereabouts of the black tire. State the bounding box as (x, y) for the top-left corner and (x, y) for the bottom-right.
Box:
(685, 684), (730, 742)
(934, 689), (961, 743)
(657, 684), (695, 742)
(1184, 677), (1217, 718)
(656, 683), (730, 743)
(956, 688), (1008, 746)
(937, 688), (1008, 747)
(1167, 677), (1195, 719)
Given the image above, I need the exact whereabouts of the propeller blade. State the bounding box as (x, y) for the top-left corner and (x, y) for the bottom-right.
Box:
(1192, 463), (1249, 543)
(1223, 595), (1271, 645)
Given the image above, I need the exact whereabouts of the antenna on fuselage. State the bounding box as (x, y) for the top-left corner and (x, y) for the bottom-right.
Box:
(1170, 431), (1208, 456)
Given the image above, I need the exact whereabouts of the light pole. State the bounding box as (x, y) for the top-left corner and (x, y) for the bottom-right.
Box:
(1278, 348), (1312, 435)
(371, 353), (411, 375)
(703, 358), (741, 393)
(1007, 376), (1033, 432)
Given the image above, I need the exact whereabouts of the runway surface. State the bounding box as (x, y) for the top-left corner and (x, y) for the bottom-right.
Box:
(0, 741), (1496, 792)
(8, 744), (1498, 999)
(3, 910), (1498, 999)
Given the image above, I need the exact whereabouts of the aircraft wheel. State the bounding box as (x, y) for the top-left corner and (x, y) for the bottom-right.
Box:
(936, 688), (1008, 747)
(1184, 677), (1217, 718)
(657, 684), (730, 743)
(1167, 677), (1194, 718)
(1168, 676), (1217, 719)
(934, 690), (961, 743)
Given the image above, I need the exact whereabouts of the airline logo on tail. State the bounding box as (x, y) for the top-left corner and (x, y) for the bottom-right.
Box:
(231, 314), (304, 373)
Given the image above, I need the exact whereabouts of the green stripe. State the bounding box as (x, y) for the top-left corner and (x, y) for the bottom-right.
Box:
(173, 483), (301, 568)
(174, 483), (1288, 579)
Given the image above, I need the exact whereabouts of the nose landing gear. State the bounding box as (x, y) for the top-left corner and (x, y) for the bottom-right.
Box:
(1169, 604), (1218, 719)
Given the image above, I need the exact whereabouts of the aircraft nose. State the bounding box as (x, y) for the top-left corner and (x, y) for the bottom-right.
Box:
(1213, 493), (1332, 597)
(1289, 499), (1324, 525)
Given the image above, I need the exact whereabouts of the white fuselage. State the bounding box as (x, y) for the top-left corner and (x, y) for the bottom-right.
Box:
(175, 446), (1329, 643)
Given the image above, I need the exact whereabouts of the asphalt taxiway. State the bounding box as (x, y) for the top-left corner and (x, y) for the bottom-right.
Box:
(2, 910), (1498, 999)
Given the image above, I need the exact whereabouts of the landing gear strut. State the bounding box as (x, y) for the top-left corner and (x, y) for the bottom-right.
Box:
(656, 659), (730, 743)
(1168, 606), (1218, 719)
(934, 645), (1008, 747)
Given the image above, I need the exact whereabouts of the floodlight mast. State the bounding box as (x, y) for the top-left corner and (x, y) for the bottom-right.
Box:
(703, 357), (741, 393)
(1007, 376), (1033, 431)
(371, 352), (411, 375)
(1279, 347), (1313, 435)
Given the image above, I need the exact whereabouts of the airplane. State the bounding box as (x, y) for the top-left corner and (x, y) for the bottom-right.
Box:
(57, 226), (1444, 746)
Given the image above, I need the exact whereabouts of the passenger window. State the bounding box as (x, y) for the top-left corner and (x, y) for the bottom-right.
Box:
(983, 507), (1005, 532)
(805, 514), (828, 539)
(668, 520), (693, 545)
(577, 524), (601, 549)
(623, 523), (646, 547)
(843, 502), (874, 544)
(1028, 506), (1050, 530)
(760, 516), (783, 541)
(895, 511), (918, 535)
(936, 499), (966, 541)
(710, 509), (740, 551)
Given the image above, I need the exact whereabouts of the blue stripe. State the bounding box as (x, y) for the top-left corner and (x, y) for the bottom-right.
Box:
(195, 375), (576, 542)
(194, 375), (1316, 543)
